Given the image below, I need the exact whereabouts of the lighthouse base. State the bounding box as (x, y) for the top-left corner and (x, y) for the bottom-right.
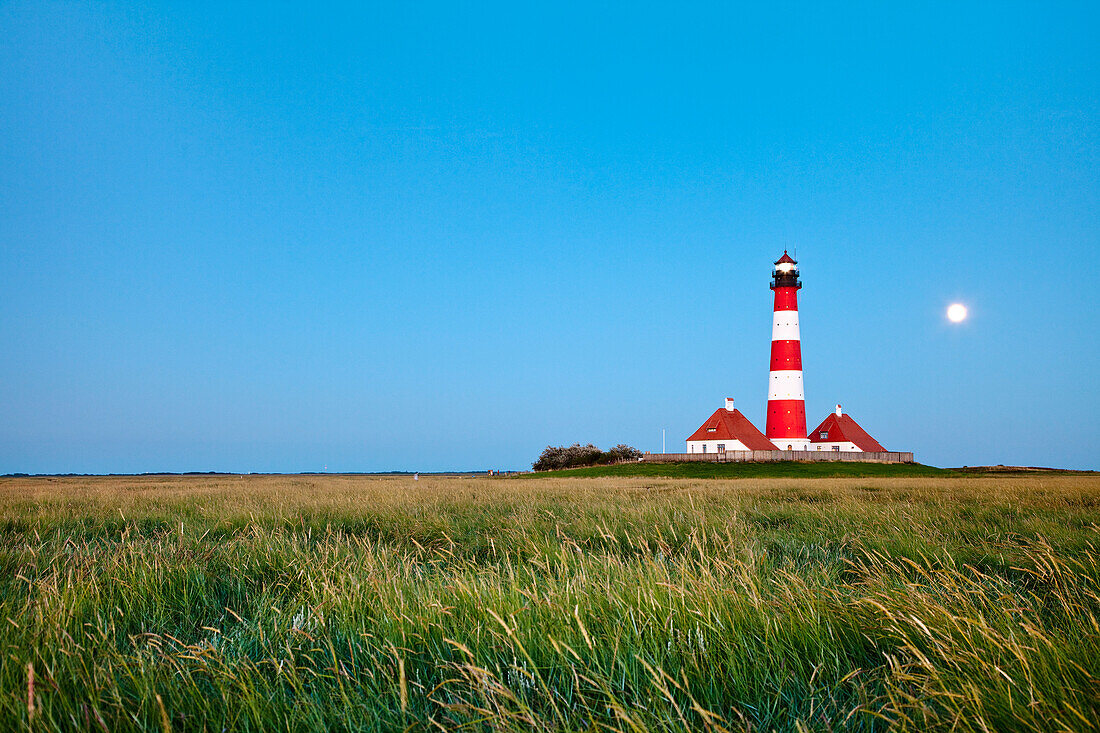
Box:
(770, 438), (811, 451)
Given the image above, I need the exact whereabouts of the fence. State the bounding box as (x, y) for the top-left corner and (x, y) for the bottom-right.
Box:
(641, 450), (914, 464)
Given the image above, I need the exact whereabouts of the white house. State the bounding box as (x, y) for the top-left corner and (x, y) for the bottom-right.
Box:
(686, 398), (778, 454)
(807, 405), (886, 452)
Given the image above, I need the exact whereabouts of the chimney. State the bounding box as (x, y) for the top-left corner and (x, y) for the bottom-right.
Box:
(836, 404), (843, 417)
(725, 397), (735, 411)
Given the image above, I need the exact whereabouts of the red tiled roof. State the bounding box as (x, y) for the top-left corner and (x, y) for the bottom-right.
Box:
(686, 408), (778, 450)
(808, 413), (886, 452)
(775, 251), (796, 265)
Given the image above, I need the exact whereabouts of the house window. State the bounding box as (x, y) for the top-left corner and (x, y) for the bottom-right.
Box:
(701, 445), (707, 453)
(819, 431), (828, 439)
(718, 444), (725, 453)
(832, 445), (840, 451)
(816, 445), (822, 450)
(706, 428), (716, 432)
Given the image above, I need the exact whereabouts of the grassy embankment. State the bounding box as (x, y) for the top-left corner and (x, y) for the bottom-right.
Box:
(528, 460), (955, 479)
(2, 473), (1099, 731)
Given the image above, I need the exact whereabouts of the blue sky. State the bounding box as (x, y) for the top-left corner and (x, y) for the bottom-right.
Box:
(2, 2), (1098, 472)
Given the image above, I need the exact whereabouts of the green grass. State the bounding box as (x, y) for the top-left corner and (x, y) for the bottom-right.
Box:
(531, 460), (955, 479)
(2, 473), (1099, 732)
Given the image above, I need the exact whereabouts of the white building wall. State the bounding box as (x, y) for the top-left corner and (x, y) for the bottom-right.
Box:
(809, 441), (860, 452)
(772, 438), (811, 451)
(685, 439), (757, 454)
(686, 439), (869, 454)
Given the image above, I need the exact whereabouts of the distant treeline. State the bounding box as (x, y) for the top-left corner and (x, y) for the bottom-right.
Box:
(533, 443), (642, 471)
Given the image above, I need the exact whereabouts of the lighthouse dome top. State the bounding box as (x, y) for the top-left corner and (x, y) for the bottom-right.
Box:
(771, 250), (802, 290)
(774, 251), (798, 276)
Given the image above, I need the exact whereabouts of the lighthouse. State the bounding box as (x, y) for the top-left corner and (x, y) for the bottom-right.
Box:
(678, 250), (906, 461)
(766, 251), (810, 450)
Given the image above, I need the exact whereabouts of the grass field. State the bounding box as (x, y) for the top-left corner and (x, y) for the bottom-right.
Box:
(3, 473), (1099, 731)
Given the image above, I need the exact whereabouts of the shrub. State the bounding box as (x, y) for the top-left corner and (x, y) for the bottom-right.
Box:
(533, 443), (641, 471)
(606, 444), (643, 463)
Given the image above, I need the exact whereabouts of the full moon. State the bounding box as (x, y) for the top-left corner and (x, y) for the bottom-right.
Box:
(947, 303), (968, 323)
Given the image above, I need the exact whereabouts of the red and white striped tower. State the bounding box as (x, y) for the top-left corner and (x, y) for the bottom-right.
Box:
(766, 251), (810, 450)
